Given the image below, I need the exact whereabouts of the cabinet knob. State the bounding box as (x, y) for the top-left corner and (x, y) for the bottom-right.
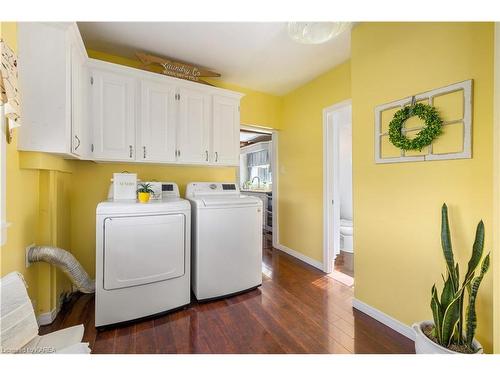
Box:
(215, 151), (218, 162)
(143, 146), (146, 159)
(205, 150), (208, 161)
(129, 145), (133, 158)
(74, 135), (81, 150)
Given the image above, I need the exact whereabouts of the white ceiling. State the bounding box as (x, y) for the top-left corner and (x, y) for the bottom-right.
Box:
(77, 22), (351, 95)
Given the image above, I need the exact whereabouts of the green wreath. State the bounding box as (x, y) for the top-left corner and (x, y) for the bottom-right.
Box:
(388, 103), (443, 151)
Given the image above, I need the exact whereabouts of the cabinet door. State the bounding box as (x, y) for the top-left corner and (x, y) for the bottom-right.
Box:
(70, 42), (85, 157)
(212, 95), (240, 165)
(91, 69), (136, 161)
(139, 80), (177, 162)
(177, 88), (210, 164)
(17, 23), (69, 154)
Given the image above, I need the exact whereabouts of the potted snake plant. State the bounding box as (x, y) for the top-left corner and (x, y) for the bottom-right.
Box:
(137, 183), (154, 203)
(413, 204), (490, 354)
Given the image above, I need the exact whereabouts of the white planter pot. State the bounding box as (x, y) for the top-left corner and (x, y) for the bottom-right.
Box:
(412, 321), (483, 354)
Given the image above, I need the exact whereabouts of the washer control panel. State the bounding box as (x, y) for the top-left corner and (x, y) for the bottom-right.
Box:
(185, 182), (239, 198)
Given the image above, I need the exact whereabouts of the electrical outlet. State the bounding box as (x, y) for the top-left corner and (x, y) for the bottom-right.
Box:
(25, 243), (35, 268)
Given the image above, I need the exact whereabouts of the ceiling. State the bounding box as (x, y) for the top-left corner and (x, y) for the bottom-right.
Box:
(240, 132), (262, 143)
(77, 22), (351, 95)
(240, 130), (271, 148)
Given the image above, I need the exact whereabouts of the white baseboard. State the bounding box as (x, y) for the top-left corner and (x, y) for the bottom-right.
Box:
(37, 307), (59, 326)
(274, 243), (324, 271)
(352, 298), (416, 341)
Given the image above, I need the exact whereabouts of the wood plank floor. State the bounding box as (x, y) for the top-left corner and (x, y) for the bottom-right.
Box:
(40, 239), (415, 354)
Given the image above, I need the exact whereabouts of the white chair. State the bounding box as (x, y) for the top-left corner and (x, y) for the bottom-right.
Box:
(0, 271), (90, 354)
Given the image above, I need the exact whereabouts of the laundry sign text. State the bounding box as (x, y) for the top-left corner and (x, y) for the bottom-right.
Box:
(136, 52), (220, 85)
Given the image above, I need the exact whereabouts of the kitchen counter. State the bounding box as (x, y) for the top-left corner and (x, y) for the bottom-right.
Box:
(241, 189), (272, 193)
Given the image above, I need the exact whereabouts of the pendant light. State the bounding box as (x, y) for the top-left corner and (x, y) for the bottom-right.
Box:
(287, 22), (351, 44)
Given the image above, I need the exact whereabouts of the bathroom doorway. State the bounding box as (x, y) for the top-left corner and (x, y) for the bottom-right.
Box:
(323, 100), (354, 287)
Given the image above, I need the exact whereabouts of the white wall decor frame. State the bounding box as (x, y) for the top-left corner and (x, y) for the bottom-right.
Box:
(374, 80), (473, 164)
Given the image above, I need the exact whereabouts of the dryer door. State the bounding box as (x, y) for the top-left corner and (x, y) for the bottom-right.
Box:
(103, 214), (185, 290)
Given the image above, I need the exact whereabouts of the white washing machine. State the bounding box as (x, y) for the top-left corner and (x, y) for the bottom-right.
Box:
(96, 182), (190, 327)
(186, 182), (263, 301)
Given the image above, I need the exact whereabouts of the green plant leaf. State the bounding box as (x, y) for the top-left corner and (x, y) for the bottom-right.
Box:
(464, 221), (485, 285)
(465, 253), (490, 348)
(441, 204), (458, 291)
(440, 275), (454, 311)
(440, 292), (461, 346)
(431, 284), (443, 343)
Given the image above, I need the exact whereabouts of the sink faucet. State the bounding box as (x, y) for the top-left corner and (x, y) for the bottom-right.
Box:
(251, 176), (261, 189)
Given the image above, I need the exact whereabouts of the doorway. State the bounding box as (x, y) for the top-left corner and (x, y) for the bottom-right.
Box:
(239, 125), (279, 249)
(323, 100), (354, 286)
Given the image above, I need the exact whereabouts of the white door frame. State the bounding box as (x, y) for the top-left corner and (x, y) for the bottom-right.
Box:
(240, 124), (279, 249)
(323, 99), (352, 273)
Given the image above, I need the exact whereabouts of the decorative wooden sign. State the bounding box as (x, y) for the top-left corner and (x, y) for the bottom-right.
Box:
(136, 52), (220, 85)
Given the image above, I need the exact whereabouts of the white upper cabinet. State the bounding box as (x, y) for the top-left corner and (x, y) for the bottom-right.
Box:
(18, 22), (88, 158)
(139, 80), (177, 163)
(18, 23), (243, 166)
(177, 87), (211, 164)
(212, 95), (240, 165)
(90, 68), (136, 161)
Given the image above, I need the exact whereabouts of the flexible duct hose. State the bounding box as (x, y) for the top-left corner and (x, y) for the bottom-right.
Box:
(28, 246), (95, 294)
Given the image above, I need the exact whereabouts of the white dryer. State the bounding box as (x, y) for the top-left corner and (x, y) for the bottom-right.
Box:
(96, 182), (190, 327)
(186, 182), (263, 301)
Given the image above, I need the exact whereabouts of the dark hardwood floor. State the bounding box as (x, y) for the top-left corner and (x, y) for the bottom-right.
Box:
(40, 239), (414, 354)
(334, 252), (354, 278)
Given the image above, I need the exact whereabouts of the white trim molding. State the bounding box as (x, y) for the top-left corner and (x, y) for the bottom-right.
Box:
(352, 298), (415, 341)
(37, 307), (59, 326)
(274, 243), (324, 271)
(323, 99), (352, 273)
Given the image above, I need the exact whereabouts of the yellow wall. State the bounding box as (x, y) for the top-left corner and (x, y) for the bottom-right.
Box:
(279, 61), (351, 261)
(351, 23), (494, 352)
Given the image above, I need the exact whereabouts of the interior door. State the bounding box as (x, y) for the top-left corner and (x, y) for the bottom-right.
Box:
(213, 95), (240, 165)
(139, 80), (177, 162)
(103, 214), (185, 290)
(177, 87), (210, 164)
(91, 68), (136, 161)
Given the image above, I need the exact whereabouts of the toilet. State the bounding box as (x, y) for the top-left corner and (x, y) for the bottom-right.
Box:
(340, 219), (353, 252)
(339, 219), (354, 273)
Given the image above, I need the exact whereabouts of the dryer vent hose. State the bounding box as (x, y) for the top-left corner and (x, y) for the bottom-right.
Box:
(28, 246), (95, 294)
